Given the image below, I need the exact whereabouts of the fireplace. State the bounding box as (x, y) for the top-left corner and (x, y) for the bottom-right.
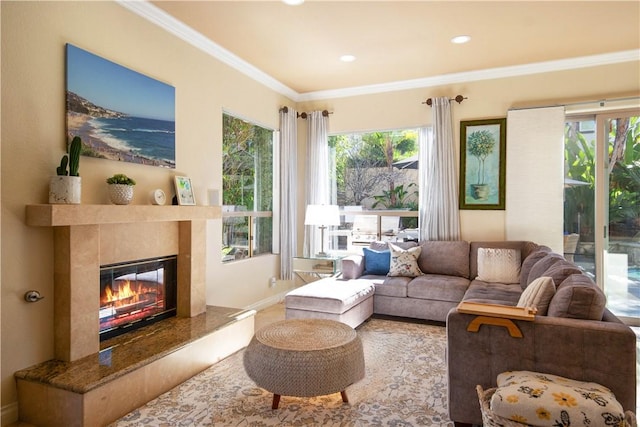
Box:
(99, 255), (177, 341)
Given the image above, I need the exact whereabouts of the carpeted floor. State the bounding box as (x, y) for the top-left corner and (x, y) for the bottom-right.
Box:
(109, 314), (453, 426)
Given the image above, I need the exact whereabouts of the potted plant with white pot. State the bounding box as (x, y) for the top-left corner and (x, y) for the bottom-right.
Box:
(49, 136), (82, 204)
(106, 173), (136, 205)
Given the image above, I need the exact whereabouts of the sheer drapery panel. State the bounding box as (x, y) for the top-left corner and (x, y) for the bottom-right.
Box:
(419, 97), (460, 241)
(304, 111), (330, 257)
(279, 108), (297, 280)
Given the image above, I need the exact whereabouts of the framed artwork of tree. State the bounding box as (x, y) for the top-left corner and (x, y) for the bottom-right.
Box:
(459, 118), (506, 210)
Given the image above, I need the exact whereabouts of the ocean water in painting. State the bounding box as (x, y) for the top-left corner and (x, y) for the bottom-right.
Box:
(90, 116), (175, 166)
(66, 44), (176, 168)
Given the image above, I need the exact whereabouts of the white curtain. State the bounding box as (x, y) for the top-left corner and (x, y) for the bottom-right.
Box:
(279, 108), (297, 280)
(419, 97), (460, 241)
(303, 111), (330, 256)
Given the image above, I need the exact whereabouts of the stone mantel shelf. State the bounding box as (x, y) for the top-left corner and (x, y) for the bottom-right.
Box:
(25, 204), (221, 227)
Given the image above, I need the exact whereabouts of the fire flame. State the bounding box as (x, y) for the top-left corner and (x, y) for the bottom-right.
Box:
(104, 280), (141, 304)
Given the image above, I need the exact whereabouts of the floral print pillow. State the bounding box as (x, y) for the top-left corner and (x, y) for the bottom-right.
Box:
(491, 371), (626, 427)
(387, 244), (423, 277)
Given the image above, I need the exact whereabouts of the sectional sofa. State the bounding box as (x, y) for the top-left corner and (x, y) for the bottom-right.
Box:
(284, 240), (637, 425)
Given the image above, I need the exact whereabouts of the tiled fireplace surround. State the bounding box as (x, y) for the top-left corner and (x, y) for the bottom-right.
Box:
(16, 205), (256, 426)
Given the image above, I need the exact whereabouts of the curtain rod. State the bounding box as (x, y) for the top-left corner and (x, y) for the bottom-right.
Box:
(279, 106), (333, 118)
(509, 95), (640, 111)
(422, 95), (467, 106)
(297, 110), (332, 119)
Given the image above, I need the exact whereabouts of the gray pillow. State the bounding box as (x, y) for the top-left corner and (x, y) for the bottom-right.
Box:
(418, 240), (470, 278)
(519, 248), (551, 289)
(526, 253), (565, 287)
(369, 241), (417, 251)
(541, 261), (583, 289)
(547, 274), (606, 320)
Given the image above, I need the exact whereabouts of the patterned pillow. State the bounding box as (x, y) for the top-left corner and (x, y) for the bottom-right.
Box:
(477, 248), (521, 283)
(387, 243), (423, 277)
(492, 371), (625, 427)
(517, 276), (556, 315)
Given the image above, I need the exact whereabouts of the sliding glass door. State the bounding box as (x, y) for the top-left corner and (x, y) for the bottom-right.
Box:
(565, 110), (640, 325)
(598, 112), (640, 324)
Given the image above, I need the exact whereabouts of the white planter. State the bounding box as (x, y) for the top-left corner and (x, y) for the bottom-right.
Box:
(108, 184), (134, 205)
(49, 176), (81, 204)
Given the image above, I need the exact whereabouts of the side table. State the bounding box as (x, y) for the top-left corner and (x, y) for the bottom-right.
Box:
(292, 256), (342, 283)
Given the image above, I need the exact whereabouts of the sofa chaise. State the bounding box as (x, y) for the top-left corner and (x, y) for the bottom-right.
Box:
(284, 240), (637, 424)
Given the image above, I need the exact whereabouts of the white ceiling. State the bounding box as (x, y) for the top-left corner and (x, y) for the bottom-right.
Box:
(137, 1), (640, 100)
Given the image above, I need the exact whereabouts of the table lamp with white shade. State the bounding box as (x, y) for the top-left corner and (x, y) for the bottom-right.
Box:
(304, 204), (341, 257)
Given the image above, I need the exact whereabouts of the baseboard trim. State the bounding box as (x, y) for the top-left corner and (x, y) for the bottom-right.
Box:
(244, 290), (289, 312)
(1, 401), (19, 427)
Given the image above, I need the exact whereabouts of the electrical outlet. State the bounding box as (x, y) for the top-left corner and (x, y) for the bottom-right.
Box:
(269, 277), (277, 287)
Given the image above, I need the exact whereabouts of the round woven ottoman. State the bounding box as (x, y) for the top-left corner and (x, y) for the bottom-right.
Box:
(243, 318), (365, 409)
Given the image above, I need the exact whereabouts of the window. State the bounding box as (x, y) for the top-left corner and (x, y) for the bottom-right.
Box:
(222, 113), (274, 262)
(327, 129), (420, 254)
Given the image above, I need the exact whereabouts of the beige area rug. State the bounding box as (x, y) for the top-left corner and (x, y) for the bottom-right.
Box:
(110, 317), (454, 426)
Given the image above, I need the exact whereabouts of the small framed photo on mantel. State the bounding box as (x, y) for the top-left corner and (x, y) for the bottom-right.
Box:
(174, 176), (196, 205)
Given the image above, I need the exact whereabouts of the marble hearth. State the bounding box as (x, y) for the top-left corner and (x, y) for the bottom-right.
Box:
(17, 204), (256, 426)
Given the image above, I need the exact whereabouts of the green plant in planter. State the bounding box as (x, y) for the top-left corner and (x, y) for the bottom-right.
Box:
(57, 136), (82, 176)
(106, 173), (136, 205)
(467, 130), (496, 185)
(106, 174), (136, 186)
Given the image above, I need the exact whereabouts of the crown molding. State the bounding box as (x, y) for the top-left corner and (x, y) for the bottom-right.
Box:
(298, 49), (640, 102)
(116, 0), (299, 100)
(118, 1), (639, 103)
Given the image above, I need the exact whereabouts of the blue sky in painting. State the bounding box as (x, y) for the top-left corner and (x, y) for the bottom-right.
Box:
(66, 44), (175, 122)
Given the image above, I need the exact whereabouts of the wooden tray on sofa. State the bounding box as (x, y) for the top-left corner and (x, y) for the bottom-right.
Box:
(457, 301), (537, 321)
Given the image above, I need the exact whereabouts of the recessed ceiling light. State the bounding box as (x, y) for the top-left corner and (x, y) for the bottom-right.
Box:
(451, 35), (471, 44)
(340, 54), (356, 63)
(282, 0), (304, 5)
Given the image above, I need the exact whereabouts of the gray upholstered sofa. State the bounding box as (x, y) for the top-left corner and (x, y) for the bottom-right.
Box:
(340, 240), (541, 322)
(445, 244), (637, 426)
(307, 239), (636, 424)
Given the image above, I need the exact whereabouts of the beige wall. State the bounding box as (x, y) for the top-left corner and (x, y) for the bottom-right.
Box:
(0, 1), (290, 419)
(1, 0), (639, 424)
(298, 65), (640, 244)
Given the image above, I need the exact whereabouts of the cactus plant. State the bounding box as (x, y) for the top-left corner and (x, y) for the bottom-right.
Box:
(56, 155), (69, 176)
(56, 136), (82, 176)
(68, 136), (81, 177)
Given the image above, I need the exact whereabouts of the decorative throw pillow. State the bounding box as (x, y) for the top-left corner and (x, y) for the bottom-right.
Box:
(517, 276), (556, 315)
(526, 253), (565, 287)
(519, 248), (551, 289)
(476, 248), (521, 283)
(387, 243), (423, 277)
(362, 247), (391, 275)
(491, 371), (625, 427)
(547, 274), (606, 320)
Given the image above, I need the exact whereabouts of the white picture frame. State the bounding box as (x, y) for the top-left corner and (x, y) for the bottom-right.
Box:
(174, 176), (196, 205)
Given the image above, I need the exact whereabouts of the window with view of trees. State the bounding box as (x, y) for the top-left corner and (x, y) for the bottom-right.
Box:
(222, 113), (274, 263)
(327, 129), (420, 253)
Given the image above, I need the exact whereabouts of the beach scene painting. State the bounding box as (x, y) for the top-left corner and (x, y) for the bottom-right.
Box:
(66, 44), (175, 168)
